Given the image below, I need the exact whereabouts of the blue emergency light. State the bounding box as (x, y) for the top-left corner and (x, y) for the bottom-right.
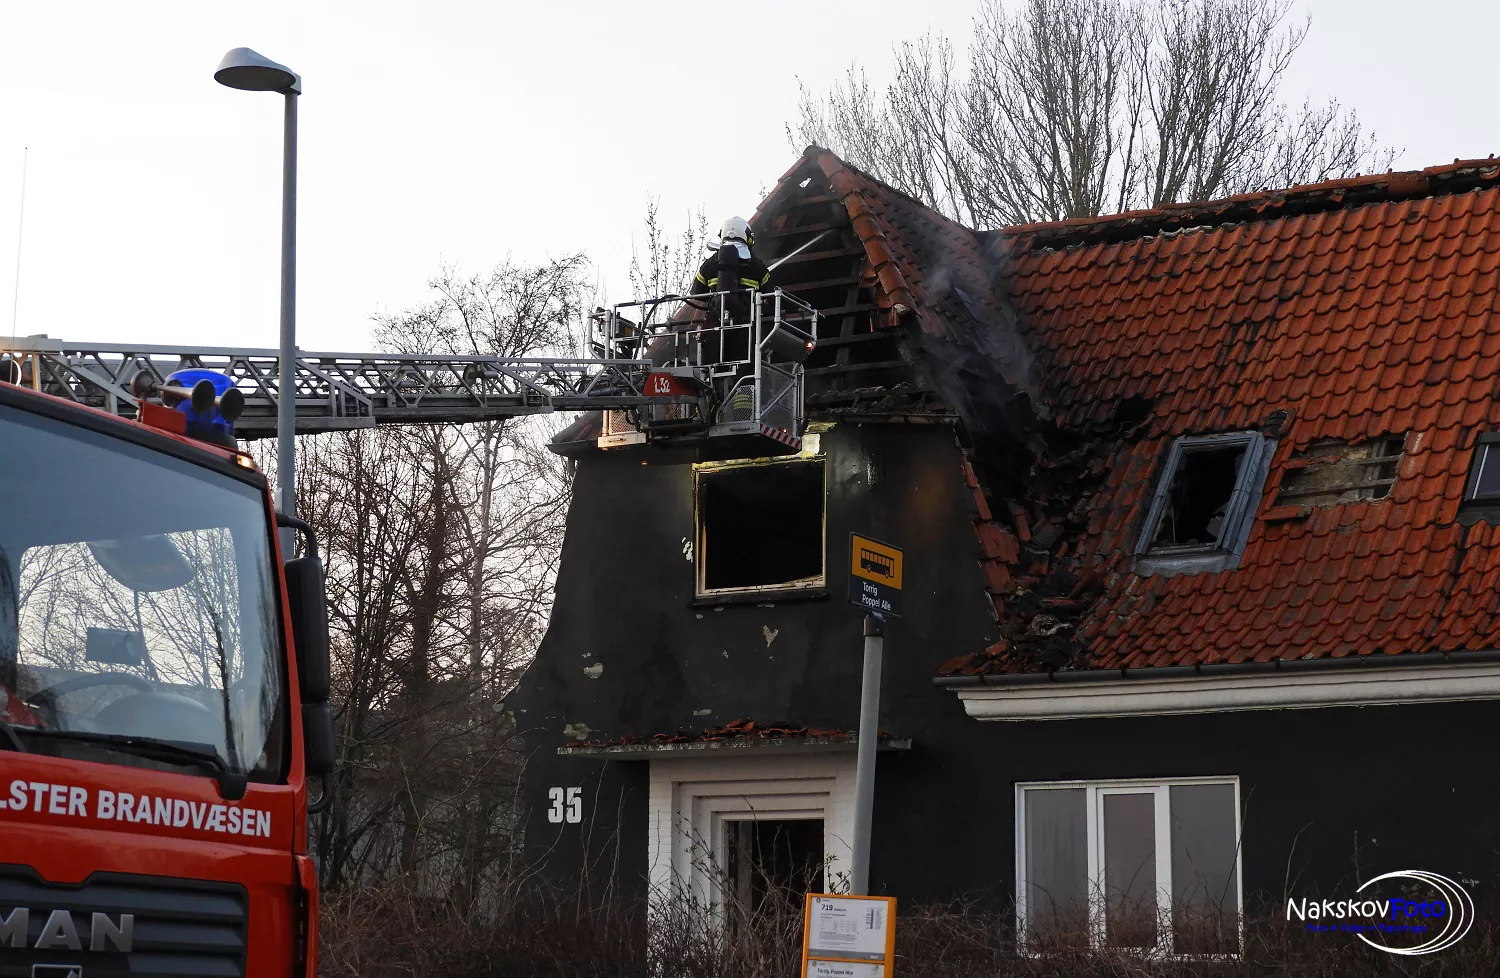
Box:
(164, 369), (246, 447)
(127, 367), (246, 447)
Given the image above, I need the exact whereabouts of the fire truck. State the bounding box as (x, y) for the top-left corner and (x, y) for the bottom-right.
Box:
(0, 286), (814, 975)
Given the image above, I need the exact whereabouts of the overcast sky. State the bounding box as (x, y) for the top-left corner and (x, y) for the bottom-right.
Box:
(1, 0), (1496, 353)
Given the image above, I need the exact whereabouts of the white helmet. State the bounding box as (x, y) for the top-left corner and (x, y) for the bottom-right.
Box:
(719, 216), (753, 246)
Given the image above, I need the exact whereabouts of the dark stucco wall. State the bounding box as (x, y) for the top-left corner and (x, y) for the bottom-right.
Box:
(873, 699), (1500, 911)
(512, 422), (1500, 911)
(511, 421), (998, 896)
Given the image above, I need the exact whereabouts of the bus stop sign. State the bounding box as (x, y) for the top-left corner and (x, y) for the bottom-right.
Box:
(849, 533), (902, 618)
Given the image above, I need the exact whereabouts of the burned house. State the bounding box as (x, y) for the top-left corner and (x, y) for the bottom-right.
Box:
(510, 148), (1500, 950)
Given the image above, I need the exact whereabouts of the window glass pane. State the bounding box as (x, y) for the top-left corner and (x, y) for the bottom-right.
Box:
(1103, 792), (1158, 948)
(1024, 788), (1088, 948)
(2, 406), (285, 779)
(1473, 444), (1500, 500)
(1170, 783), (1240, 954)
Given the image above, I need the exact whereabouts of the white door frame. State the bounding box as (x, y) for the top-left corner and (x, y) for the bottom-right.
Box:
(648, 752), (859, 906)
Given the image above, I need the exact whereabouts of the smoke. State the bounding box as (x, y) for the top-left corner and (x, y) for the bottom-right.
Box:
(902, 228), (1053, 472)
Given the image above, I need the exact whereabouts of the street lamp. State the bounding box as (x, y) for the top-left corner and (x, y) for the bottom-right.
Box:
(215, 47), (301, 555)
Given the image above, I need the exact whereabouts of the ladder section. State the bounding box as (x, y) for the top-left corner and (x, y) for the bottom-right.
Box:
(0, 338), (679, 437)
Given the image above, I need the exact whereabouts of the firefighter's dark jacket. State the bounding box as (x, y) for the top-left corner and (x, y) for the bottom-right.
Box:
(691, 243), (772, 295)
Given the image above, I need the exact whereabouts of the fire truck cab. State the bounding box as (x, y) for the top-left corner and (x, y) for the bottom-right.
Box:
(0, 374), (333, 977)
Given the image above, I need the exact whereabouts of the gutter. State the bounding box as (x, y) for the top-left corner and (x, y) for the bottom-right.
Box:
(930, 648), (1500, 688)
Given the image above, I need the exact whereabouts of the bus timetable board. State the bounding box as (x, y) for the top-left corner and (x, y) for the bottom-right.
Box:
(849, 533), (903, 618)
(801, 894), (897, 977)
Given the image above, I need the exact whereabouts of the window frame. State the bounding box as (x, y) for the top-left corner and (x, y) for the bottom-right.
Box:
(1134, 432), (1271, 570)
(1463, 434), (1500, 505)
(693, 457), (827, 600)
(647, 753), (856, 920)
(1015, 776), (1244, 959)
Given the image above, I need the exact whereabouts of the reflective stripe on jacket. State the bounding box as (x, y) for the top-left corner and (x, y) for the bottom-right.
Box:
(691, 245), (772, 295)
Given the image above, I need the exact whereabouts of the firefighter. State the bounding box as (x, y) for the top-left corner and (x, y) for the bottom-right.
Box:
(689, 217), (775, 421)
(690, 216), (773, 323)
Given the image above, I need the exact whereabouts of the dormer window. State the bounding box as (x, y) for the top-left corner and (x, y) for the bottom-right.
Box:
(1135, 432), (1270, 571)
(1464, 435), (1500, 505)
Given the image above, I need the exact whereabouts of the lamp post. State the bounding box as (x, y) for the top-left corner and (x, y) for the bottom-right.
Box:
(215, 47), (301, 555)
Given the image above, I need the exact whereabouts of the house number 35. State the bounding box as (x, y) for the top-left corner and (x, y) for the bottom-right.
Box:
(547, 787), (582, 824)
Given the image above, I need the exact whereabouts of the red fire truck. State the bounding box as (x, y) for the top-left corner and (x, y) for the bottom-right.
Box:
(0, 371), (335, 976)
(0, 284), (816, 976)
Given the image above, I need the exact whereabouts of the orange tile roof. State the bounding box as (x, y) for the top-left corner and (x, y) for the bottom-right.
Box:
(776, 148), (1500, 673)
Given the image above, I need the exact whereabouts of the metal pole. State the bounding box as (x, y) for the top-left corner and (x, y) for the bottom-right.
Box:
(277, 90), (298, 555)
(11, 147), (27, 340)
(849, 613), (884, 895)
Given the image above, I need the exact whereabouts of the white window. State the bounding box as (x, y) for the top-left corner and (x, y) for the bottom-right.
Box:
(1016, 778), (1242, 957)
(1136, 432), (1269, 564)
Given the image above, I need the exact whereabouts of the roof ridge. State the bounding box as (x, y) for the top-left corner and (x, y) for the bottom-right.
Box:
(776, 149), (1500, 250)
(998, 158), (1500, 250)
(805, 145), (982, 239)
(808, 148), (915, 322)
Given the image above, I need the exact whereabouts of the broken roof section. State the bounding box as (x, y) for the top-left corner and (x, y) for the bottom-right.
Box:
(567, 146), (1500, 675)
(750, 148), (1500, 675)
(751, 147), (1046, 445)
(941, 157), (1500, 674)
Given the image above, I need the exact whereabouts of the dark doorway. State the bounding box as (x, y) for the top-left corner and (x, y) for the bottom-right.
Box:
(725, 818), (825, 916)
(698, 461), (825, 592)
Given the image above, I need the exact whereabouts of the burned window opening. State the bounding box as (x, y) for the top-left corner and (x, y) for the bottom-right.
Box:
(697, 460), (825, 594)
(1150, 447), (1245, 549)
(1136, 432), (1269, 562)
(1277, 436), (1405, 507)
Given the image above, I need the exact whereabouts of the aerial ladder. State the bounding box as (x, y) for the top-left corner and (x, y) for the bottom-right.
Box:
(0, 287), (820, 455)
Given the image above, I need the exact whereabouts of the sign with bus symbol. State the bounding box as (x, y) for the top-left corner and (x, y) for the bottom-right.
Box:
(849, 533), (902, 618)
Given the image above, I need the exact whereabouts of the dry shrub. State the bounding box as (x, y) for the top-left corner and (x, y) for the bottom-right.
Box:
(896, 897), (1500, 978)
(321, 883), (1500, 978)
(318, 878), (645, 978)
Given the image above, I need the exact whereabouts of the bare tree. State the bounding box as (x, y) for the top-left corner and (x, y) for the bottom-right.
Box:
(628, 198), (709, 301)
(295, 257), (585, 895)
(794, 0), (1395, 227)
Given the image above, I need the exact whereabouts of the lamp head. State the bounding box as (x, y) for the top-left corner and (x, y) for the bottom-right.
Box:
(215, 47), (300, 94)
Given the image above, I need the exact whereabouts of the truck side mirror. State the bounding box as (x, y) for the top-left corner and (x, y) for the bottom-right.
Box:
(302, 702), (336, 778)
(284, 554), (331, 703)
(277, 513), (336, 812)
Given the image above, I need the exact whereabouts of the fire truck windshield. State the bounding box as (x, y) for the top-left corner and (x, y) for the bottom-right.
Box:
(0, 402), (286, 779)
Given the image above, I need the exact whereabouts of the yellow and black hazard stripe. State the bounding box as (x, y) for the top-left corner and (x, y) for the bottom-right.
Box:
(694, 270), (772, 291)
